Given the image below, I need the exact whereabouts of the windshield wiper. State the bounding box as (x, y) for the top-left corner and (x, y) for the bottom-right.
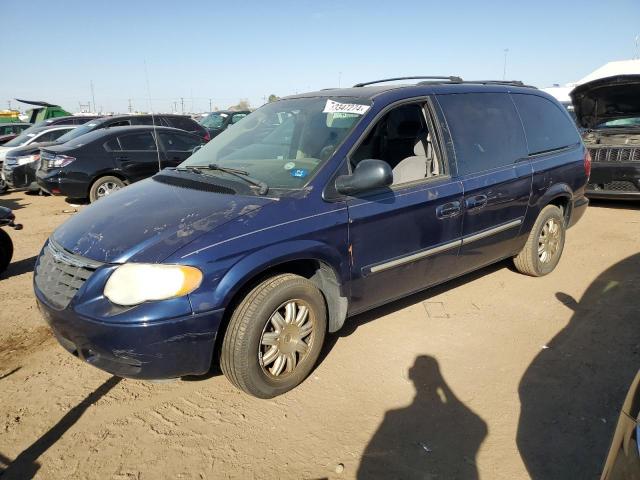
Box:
(177, 164), (269, 195)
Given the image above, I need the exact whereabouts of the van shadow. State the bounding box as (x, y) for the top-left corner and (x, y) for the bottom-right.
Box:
(517, 253), (640, 479)
(357, 355), (488, 479)
(0, 376), (121, 480)
(319, 260), (508, 362)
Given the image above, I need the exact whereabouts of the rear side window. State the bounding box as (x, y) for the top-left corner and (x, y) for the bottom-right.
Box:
(512, 94), (580, 155)
(159, 132), (200, 151)
(37, 129), (71, 142)
(117, 132), (157, 151)
(437, 93), (527, 175)
(108, 120), (131, 128)
(167, 116), (198, 132)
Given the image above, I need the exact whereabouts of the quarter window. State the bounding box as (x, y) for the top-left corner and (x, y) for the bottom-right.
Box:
(437, 93), (527, 175)
(231, 113), (247, 124)
(512, 94), (580, 155)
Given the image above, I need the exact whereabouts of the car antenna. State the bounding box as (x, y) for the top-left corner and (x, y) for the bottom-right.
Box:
(144, 59), (162, 173)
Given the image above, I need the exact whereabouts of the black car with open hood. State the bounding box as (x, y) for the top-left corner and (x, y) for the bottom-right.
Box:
(571, 75), (640, 200)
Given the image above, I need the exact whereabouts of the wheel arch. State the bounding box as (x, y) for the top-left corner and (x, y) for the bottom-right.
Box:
(211, 241), (349, 343)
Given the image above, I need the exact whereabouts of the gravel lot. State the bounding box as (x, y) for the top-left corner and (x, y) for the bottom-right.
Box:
(0, 190), (638, 479)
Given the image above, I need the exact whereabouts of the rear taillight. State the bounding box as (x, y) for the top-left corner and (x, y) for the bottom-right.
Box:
(47, 154), (76, 168)
(584, 149), (592, 179)
(203, 131), (211, 142)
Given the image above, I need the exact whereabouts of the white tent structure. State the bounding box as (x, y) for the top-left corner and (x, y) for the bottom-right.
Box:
(575, 59), (640, 85)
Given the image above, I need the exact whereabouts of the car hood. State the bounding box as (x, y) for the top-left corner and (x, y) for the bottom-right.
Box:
(52, 176), (274, 264)
(571, 75), (640, 129)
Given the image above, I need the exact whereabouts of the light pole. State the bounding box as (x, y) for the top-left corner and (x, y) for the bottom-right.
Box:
(502, 48), (509, 80)
(338, 71), (342, 88)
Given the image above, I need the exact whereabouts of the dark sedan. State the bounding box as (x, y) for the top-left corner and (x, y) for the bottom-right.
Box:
(37, 125), (204, 202)
(200, 110), (250, 138)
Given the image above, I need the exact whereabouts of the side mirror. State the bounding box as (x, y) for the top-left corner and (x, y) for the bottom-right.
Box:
(191, 145), (203, 155)
(335, 159), (393, 195)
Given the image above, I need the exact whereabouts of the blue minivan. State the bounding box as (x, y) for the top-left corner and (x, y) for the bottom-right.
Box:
(34, 77), (590, 397)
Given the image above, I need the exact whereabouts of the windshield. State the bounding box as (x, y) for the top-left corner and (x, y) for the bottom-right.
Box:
(56, 122), (99, 143)
(200, 113), (227, 129)
(4, 132), (37, 147)
(596, 116), (640, 128)
(182, 97), (369, 189)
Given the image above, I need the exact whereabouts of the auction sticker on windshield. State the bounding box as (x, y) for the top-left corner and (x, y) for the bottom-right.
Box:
(323, 99), (370, 115)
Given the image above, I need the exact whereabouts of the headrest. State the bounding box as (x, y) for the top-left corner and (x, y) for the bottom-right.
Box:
(413, 140), (426, 156)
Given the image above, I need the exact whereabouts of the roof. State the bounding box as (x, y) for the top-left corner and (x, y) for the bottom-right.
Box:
(576, 59), (640, 85)
(282, 77), (537, 102)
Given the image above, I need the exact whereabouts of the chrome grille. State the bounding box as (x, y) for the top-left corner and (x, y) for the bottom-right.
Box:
(589, 146), (640, 163)
(35, 240), (101, 309)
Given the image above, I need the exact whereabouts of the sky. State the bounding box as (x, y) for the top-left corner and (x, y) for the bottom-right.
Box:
(2, 0), (639, 114)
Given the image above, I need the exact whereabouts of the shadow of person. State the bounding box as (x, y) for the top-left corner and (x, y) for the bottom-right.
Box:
(0, 376), (121, 480)
(517, 253), (640, 479)
(358, 356), (488, 479)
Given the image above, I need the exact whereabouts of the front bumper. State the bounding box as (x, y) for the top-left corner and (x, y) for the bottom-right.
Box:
(35, 286), (224, 379)
(586, 162), (640, 200)
(36, 168), (88, 198)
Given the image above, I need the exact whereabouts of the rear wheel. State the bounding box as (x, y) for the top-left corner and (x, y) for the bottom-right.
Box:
(514, 205), (566, 277)
(220, 273), (327, 398)
(89, 176), (125, 203)
(0, 229), (13, 274)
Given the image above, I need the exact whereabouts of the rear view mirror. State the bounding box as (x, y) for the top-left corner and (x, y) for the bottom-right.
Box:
(335, 159), (393, 195)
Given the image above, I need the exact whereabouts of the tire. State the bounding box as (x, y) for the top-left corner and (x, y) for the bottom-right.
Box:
(0, 229), (13, 274)
(0, 179), (7, 195)
(514, 205), (566, 277)
(221, 273), (327, 398)
(89, 176), (126, 203)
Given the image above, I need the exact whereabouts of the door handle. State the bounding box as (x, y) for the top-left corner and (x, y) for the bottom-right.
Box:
(436, 201), (461, 219)
(465, 194), (488, 210)
(115, 155), (130, 161)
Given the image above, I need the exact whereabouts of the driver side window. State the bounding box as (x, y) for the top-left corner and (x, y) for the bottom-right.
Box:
(352, 102), (441, 186)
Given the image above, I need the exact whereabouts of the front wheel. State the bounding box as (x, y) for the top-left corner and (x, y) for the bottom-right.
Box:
(514, 204), (566, 277)
(89, 176), (126, 203)
(220, 273), (327, 398)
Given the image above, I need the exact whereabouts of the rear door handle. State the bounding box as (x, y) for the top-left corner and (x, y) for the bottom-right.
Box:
(465, 194), (488, 210)
(115, 155), (130, 161)
(436, 201), (461, 219)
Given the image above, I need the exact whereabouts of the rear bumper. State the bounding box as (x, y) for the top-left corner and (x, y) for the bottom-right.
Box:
(35, 286), (224, 379)
(586, 162), (640, 200)
(36, 169), (88, 198)
(2, 163), (38, 190)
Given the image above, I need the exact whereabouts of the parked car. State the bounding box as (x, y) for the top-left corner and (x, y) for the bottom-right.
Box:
(37, 125), (204, 202)
(0, 123), (31, 145)
(34, 77), (589, 398)
(3, 143), (51, 192)
(0, 125), (76, 193)
(15, 115), (98, 140)
(43, 114), (211, 147)
(200, 110), (250, 139)
(600, 370), (640, 479)
(572, 74), (640, 200)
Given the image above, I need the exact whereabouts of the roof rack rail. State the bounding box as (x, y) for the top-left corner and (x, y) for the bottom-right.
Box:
(353, 76), (463, 87)
(457, 80), (537, 88)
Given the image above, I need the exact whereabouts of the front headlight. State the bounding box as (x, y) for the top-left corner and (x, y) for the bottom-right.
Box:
(104, 264), (203, 306)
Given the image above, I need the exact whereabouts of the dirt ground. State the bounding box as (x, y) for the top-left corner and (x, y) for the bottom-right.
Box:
(0, 190), (638, 480)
